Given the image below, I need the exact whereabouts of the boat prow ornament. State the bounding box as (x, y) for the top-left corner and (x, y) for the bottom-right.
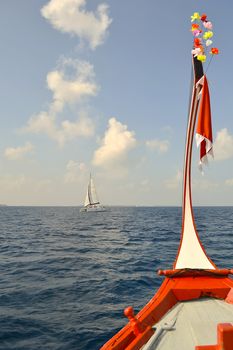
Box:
(100, 12), (233, 350)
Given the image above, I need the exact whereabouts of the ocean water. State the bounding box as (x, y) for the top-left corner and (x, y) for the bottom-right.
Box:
(0, 206), (232, 350)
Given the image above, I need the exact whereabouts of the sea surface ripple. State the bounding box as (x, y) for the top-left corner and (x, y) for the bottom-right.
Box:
(0, 206), (232, 350)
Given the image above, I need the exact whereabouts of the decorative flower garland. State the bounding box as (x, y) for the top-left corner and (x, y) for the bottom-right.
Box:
(190, 12), (219, 63)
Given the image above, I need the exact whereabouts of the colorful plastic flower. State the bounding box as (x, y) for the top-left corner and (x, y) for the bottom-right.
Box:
(205, 39), (213, 47)
(201, 14), (207, 22)
(193, 30), (202, 37)
(203, 21), (213, 30)
(191, 12), (201, 22)
(203, 31), (213, 40)
(190, 12), (219, 63)
(194, 38), (202, 47)
(210, 47), (219, 55)
(197, 54), (206, 62)
(191, 23), (200, 31)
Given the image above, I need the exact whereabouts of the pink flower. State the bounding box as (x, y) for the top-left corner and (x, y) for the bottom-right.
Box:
(193, 30), (202, 37)
(203, 21), (213, 30)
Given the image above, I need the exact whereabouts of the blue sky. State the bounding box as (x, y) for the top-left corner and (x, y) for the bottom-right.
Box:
(0, 0), (233, 206)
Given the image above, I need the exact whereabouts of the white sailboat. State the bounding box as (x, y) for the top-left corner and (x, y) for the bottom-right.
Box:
(80, 174), (106, 212)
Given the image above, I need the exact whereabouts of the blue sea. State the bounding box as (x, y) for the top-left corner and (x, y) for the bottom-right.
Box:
(0, 206), (232, 350)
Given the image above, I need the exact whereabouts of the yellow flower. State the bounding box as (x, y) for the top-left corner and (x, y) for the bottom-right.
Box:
(197, 54), (206, 62)
(191, 12), (201, 22)
(203, 31), (213, 40)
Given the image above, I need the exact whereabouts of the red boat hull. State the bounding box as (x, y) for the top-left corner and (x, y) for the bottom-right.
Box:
(100, 272), (233, 350)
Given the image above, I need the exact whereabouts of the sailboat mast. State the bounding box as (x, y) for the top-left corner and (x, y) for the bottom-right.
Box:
(88, 173), (92, 205)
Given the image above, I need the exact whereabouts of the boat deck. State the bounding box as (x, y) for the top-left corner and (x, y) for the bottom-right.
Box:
(142, 298), (233, 350)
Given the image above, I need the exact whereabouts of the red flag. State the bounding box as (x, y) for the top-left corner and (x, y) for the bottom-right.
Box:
(196, 75), (213, 168)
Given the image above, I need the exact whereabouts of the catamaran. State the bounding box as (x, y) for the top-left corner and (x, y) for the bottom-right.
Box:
(80, 174), (106, 212)
(100, 13), (233, 350)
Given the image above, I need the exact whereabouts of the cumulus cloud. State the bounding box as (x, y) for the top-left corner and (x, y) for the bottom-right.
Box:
(146, 138), (169, 153)
(62, 116), (94, 137)
(25, 112), (94, 146)
(0, 175), (53, 198)
(64, 160), (87, 183)
(47, 59), (98, 111)
(0, 175), (27, 190)
(41, 0), (112, 49)
(93, 117), (136, 166)
(214, 128), (233, 161)
(225, 178), (233, 186)
(141, 179), (149, 187)
(34, 179), (53, 192)
(24, 59), (97, 146)
(4, 142), (34, 160)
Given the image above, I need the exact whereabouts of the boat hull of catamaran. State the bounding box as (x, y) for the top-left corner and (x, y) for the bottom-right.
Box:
(80, 205), (106, 213)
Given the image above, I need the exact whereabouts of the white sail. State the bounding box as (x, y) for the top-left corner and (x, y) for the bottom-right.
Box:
(80, 174), (105, 212)
(84, 187), (90, 207)
(89, 177), (99, 205)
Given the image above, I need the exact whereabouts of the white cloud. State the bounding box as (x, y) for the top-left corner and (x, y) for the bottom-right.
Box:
(164, 170), (182, 189)
(141, 179), (149, 187)
(24, 59), (96, 146)
(93, 117), (136, 167)
(64, 160), (87, 183)
(4, 142), (34, 160)
(61, 116), (94, 138)
(139, 179), (150, 192)
(225, 178), (233, 186)
(214, 128), (233, 161)
(0, 175), (27, 189)
(47, 59), (98, 111)
(34, 179), (53, 192)
(146, 138), (169, 153)
(25, 111), (55, 135)
(41, 0), (112, 49)
(0, 175), (53, 205)
(25, 112), (94, 147)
